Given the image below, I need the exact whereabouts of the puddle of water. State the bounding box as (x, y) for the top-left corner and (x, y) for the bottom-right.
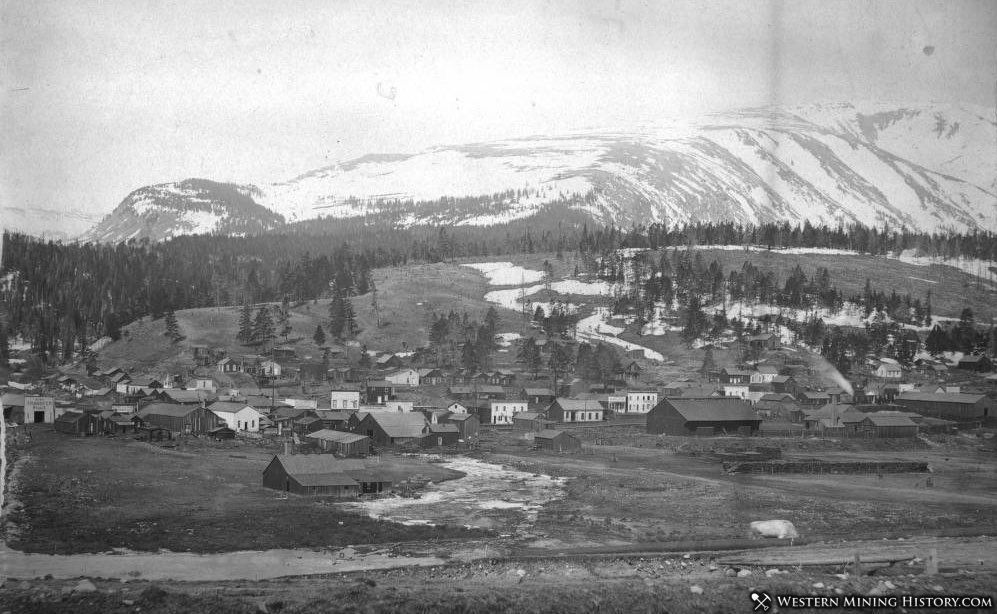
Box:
(341, 456), (567, 531)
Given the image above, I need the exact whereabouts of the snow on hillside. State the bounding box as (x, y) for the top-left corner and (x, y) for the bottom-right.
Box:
(463, 262), (546, 285)
(79, 102), (997, 242)
(576, 309), (665, 361)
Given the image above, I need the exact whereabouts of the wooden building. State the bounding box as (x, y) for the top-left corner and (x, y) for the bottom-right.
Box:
(445, 413), (480, 440)
(858, 413), (919, 438)
(307, 430), (371, 456)
(646, 398), (761, 436)
(353, 412), (428, 448)
(263, 455), (391, 496)
(545, 398), (604, 423)
(521, 387), (556, 406)
(54, 411), (100, 436)
(137, 403), (220, 435)
(956, 355), (993, 372)
(895, 392), (990, 422)
(533, 429), (581, 453)
(423, 423), (460, 447)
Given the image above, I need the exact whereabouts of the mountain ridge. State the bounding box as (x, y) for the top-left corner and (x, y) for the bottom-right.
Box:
(79, 102), (997, 243)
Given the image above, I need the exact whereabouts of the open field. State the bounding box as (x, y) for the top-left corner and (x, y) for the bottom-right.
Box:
(4, 428), (487, 554)
(472, 427), (997, 549)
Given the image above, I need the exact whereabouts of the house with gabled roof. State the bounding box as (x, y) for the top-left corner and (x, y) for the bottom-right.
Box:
(353, 412), (428, 448)
(208, 401), (263, 432)
(137, 403), (219, 434)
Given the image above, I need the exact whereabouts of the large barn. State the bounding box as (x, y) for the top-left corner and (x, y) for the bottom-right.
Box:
(646, 398), (761, 435)
(895, 392), (990, 422)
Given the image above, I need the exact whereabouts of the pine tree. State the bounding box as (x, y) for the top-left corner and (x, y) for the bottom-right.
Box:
(164, 308), (182, 343)
(342, 296), (359, 339)
(313, 324), (326, 347)
(548, 342), (572, 392)
(252, 306), (275, 347)
(328, 294), (345, 339)
(237, 302), (253, 343)
(484, 306), (500, 335)
(516, 337), (542, 377)
(461, 341), (480, 372)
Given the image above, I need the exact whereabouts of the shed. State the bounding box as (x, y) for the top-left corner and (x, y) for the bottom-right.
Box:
(533, 429), (582, 453)
(423, 423), (460, 448)
(956, 354), (992, 372)
(859, 413), (919, 438)
(445, 413), (480, 440)
(646, 398), (761, 435)
(54, 411), (99, 436)
(512, 411), (550, 432)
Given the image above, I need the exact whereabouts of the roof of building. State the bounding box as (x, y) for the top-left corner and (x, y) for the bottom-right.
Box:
(429, 423), (459, 434)
(861, 413), (919, 427)
(536, 429), (571, 439)
(552, 398), (604, 411)
(138, 403), (200, 418)
(208, 401), (256, 414)
(513, 411), (543, 421)
(363, 412), (428, 438)
(365, 379), (394, 388)
(661, 398), (759, 422)
(898, 392), (986, 404)
(446, 413), (476, 422)
(958, 354), (989, 363)
(163, 389), (215, 404)
(306, 429), (368, 444)
(522, 387), (555, 396)
(315, 410), (352, 422)
(1, 392), (26, 407)
(55, 410), (86, 423)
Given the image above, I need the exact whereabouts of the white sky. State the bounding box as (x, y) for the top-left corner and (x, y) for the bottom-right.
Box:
(2, 0), (996, 234)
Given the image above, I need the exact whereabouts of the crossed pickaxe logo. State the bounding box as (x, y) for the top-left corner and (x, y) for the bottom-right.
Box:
(751, 591), (772, 612)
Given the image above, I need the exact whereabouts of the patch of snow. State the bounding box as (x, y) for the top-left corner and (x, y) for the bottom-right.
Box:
(463, 262), (546, 285)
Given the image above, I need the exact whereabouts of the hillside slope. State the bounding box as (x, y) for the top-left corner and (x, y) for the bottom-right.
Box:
(82, 179), (285, 243)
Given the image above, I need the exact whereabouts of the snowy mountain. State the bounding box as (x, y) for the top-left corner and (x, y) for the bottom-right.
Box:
(82, 103), (997, 242)
(82, 179), (285, 242)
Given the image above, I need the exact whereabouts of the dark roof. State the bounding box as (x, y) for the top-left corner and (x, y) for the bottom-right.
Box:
(898, 392), (986, 404)
(138, 403), (199, 418)
(662, 398), (759, 422)
(365, 379), (394, 387)
(535, 429), (570, 439)
(446, 413), (476, 422)
(862, 413), (918, 427)
(55, 411), (87, 424)
(522, 387), (555, 396)
(513, 411), (543, 421)
(294, 473), (359, 487)
(315, 410), (352, 421)
(428, 423), (458, 434)
(0, 392), (26, 407)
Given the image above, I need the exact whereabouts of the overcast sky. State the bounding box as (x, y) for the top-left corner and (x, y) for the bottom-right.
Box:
(2, 0), (996, 232)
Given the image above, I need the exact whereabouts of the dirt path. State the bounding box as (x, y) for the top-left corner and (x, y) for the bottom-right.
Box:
(0, 545), (446, 581)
